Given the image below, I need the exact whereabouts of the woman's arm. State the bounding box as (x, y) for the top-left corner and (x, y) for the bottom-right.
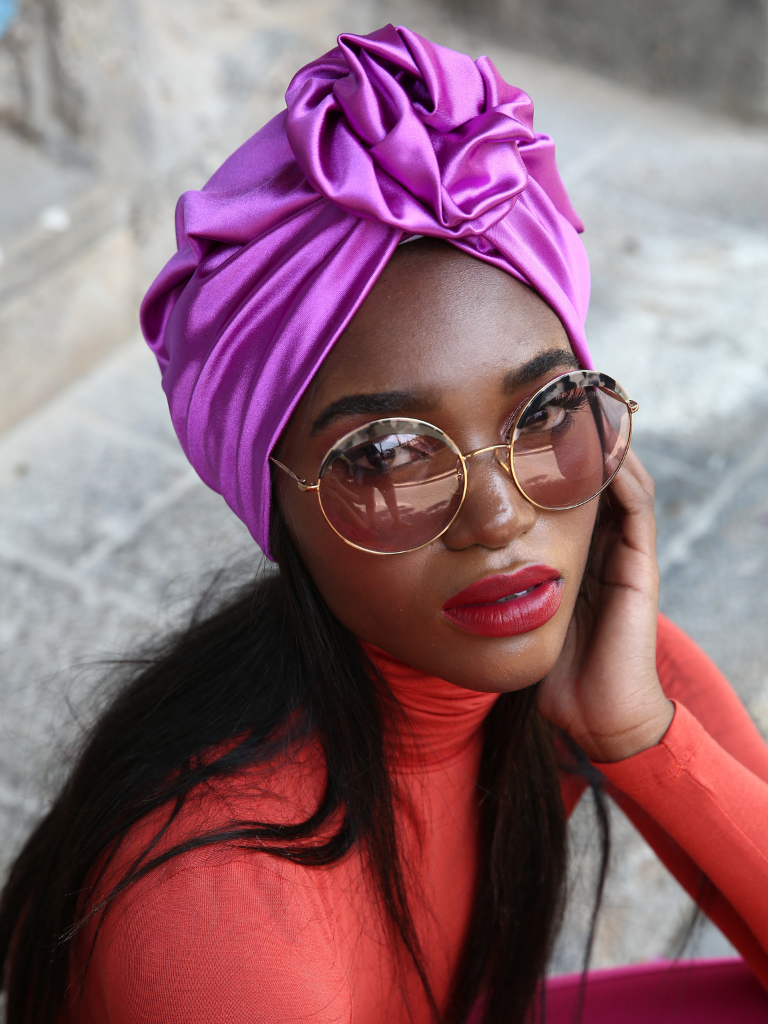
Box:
(597, 614), (768, 986)
(82, 853), (352, 1024)
(539, 448), (768, 984)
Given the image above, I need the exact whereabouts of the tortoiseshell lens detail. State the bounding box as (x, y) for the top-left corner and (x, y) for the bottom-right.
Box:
(509, 371), (633, 511)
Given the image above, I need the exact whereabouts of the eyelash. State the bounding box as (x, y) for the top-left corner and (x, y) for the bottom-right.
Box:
(502, 398), (528, 442)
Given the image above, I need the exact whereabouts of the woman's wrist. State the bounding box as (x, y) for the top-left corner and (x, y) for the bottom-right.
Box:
(580, 693), (676, 764)
(573, 692), (675, 765)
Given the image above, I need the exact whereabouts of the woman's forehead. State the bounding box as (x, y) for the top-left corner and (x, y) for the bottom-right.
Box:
(311, 242), (573, 407)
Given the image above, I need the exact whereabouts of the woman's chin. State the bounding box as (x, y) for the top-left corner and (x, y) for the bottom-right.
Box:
(380, 625), (566, 694)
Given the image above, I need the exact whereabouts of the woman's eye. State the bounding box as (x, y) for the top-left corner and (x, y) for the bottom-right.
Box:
(520, 391), (587, 434)
(521, 404), (567, 432)
(346, 435), (435, 473)
(346, 445), (390, 472)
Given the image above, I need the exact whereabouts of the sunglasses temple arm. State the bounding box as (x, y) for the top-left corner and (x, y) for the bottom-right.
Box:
(269, 457), (320, 492)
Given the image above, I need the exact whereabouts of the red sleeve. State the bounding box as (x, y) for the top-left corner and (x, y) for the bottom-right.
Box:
(84, 853), (352, 1024)
(653, 614), (768, 780)
(596, 614), (768, 988)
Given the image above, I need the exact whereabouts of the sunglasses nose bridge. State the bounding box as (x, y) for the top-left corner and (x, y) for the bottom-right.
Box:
(462, 443), (513, 476)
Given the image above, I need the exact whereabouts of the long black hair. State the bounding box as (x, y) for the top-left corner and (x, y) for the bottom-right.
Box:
(0, 511), (595, 1024)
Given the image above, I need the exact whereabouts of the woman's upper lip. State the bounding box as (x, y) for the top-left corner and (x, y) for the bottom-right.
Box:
(442, 566), (563, 609)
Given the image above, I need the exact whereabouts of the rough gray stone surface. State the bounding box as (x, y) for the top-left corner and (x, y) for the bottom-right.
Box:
(1, 0), (766, 976)
(0, 0), (381, 431)
(442, 0), (768, 122)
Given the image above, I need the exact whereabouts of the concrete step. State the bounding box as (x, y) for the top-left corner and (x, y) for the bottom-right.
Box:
(0, 132), (143, 432)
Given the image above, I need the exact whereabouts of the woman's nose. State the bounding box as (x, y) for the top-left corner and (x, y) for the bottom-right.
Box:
(442, 447), (536, 551)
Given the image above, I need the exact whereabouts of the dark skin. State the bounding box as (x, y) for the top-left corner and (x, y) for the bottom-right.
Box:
(275, 240), (673, 762)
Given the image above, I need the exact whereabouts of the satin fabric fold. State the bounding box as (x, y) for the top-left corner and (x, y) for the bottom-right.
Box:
(140, 24), (592, 557)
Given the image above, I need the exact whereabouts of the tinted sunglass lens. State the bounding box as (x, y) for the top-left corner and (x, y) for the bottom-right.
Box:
(512, 386), (631, 509)
(318, 433), (463, 553)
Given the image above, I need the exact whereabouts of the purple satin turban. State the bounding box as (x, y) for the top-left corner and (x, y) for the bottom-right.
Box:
(140, 24), (592, 558)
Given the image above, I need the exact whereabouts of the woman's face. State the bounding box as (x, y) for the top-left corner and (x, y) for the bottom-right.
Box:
(275, 240), (598, 693)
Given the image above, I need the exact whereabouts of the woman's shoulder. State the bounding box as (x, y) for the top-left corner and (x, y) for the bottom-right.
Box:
(656, 611), (737, 713)
(78, 848), (349, 1024)
(103, 730), (330, 892)
(74, 738), (351, 1023)
(656, 612), (767, 774)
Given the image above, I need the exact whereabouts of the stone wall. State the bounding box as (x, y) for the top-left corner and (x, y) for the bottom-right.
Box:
(0, 0), (378, 167)
(443, 0), (768, 121)
(0, 0), (379, 431)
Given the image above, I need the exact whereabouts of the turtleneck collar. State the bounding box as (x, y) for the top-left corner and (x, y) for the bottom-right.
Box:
(362, 643), (501, 769)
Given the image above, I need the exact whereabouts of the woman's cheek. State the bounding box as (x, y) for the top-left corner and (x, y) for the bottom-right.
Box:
(545, 503), (597, 585)
(284, 490), (599, 687)
(312, 549), (432, 643)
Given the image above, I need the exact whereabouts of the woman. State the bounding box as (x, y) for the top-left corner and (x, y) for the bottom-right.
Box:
(2, 25), (768, 1024)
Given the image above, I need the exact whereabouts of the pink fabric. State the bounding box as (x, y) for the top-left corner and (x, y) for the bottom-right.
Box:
(544, 959), (768, 1023)
(140, 25), (591, 558)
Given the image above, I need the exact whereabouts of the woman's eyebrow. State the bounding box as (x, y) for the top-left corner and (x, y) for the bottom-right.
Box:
(311, 391), (434, 435)
(311, 349), (578, 434)
(503, 349), (580, 394)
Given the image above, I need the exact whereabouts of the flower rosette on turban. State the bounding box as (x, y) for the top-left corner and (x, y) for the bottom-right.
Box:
(141, 24), (592, 558)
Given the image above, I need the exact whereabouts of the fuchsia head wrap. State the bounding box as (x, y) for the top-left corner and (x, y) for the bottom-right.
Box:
(141, 25), (592, 558)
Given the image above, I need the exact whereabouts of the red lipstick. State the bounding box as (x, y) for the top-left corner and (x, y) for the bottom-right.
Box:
(442, 566), (563, 638)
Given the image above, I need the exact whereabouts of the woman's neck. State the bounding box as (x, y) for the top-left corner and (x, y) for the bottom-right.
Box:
(362, 643), (501, 769)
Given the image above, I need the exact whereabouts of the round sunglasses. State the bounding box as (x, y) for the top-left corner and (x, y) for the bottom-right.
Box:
(271, 370), (638, 555)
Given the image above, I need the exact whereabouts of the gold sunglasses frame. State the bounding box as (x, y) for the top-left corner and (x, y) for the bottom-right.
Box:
(270, 370), (639, 556)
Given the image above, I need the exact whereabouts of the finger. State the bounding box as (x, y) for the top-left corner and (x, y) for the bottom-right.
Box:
(607, 458), (658, 562)
(610, 460), (655, 519)
(618, 449), (655, 496)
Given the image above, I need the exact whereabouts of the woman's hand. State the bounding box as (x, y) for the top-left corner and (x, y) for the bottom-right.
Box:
(537, 450), (674, 763)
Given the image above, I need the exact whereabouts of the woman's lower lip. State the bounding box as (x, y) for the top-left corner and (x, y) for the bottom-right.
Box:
(441, 579), (563, 637)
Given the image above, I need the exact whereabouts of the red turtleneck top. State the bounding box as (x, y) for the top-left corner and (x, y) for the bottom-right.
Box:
(70, 615), (768, 1023)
